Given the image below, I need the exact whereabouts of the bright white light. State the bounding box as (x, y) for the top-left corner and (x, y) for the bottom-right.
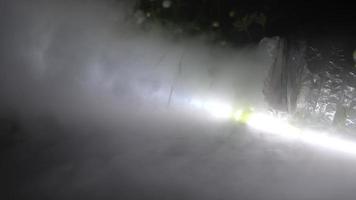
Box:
(203, 99), (233, 119)
(247, 113), (300, 140)
(190, 98), (204, 109)
(247, 113), (356, 156)
(189, 97), (233, 119)
(233, 109), (243, 121)
(300, 130), (356, 156)
(188, 98), (356, 157)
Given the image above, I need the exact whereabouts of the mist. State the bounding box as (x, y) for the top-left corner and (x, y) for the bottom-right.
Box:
(2, 1), (356, 200)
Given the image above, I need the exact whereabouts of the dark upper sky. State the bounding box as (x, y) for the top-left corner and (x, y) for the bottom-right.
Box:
(135, 0), (356, 43)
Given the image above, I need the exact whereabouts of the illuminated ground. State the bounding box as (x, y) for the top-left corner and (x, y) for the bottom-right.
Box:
(4, 105), (356, 200)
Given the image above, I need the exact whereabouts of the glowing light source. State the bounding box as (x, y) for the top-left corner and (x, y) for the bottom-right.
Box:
(247, 113), (356, 156)
(300, 130), (356, 156)
(203, 99), (233, 119)
(188, 97), (356, 157)
(233, 109), (243, 121)
(190, 98), (204, 109)
(246, 113), (300, 140)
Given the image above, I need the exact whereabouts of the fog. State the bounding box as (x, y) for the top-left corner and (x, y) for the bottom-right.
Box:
(2, 1), (356, 200)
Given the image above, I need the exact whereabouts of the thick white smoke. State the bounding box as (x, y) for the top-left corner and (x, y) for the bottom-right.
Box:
(3, 1), (356, 200)
(0, 0), (274, 123)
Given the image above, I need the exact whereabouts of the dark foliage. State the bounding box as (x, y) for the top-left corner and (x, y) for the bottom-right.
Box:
(133, 0), (356, 45)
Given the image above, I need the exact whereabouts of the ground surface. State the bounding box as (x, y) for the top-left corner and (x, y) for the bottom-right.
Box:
(3, 105), (356, 200)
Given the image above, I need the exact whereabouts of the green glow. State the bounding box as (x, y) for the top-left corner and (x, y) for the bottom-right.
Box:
(233, 107), (253, 123)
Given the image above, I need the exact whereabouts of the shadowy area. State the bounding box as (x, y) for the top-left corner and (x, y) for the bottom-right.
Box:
(134, 0), (356, 45)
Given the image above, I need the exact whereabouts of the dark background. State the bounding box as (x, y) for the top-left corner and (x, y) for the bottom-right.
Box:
(134, 0), (356, 43)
